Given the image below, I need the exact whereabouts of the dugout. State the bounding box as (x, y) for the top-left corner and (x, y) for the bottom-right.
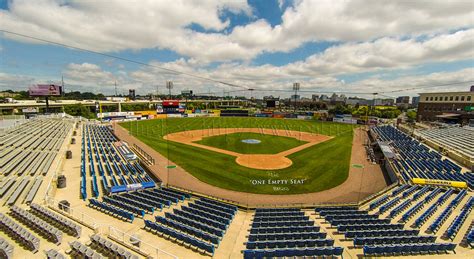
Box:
(220, 109), (249, 117)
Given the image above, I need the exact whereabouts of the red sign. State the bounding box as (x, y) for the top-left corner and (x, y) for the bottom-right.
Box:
(163, 100), (180, 107)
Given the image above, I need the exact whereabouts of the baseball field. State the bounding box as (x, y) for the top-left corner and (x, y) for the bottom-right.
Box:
(121, 117), (357, 194)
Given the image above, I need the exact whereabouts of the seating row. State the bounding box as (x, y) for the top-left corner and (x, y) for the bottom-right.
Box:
(249, 225), (319, 234)
(68, 240), (104, 258)
(0, 237), (13, 259)
(200, 197), (237, 211)
(88, 199), (134, 222)
(189, 203), (234, 220)
(10, 205), (62, 245)
(90, 234), (139, 259)
(246, 238), (334, 249)
(165, 212), (223, 237)
(354, 235), (436, 246)
(102, 196), (145, 218)
(248, 231), (326, 242)
(251, 220), (314, 228)
(144, 220), (215, 255)
(338, 223), (404, 232)
(363, 243), (456, 256)
(445, 196), (474, 239)
(30, 203), (81, 237)
(110, 195), (154, 214)
(315, 206), (358, 212)
(173, 209), (226, 230)
(243, 247), (343, 258)
(44, 248), (65, 259)
(329, 218), (391, 227)
(252, 210), (304, 217)
(195, 199), (236, 216)
(181, 206), (230, 225)
(253, 215), (308, 222)
(344, 229), (419, 239)
(428, 190), (467, 233)
(0, 213), (40, 253)
(155, 216), (220, 245)
(257, 208), (302, 212)
(122, 192), (164, 211)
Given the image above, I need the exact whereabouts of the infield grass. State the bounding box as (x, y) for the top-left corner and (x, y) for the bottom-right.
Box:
(195, 132), (307, 154)
(121, 117), (357, 194)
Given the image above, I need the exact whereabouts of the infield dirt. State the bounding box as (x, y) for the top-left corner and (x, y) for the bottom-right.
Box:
(163, 128), (332, 170)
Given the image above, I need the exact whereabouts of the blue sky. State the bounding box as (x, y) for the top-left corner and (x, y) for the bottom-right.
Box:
(0, 0), (473, 97)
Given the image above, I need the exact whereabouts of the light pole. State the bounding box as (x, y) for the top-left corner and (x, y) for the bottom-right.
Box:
(166, 81), (173, 99)
(292, 82), (300, 114)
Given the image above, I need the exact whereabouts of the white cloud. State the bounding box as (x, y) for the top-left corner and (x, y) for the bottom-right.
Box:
(1, 0), (472, 62)
(0, 72), (35, 90)
(285, 29), (474, 76)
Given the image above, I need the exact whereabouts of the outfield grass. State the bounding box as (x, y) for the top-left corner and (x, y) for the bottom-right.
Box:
(121, 117), (356, 194)
(195, 132), (307, 154)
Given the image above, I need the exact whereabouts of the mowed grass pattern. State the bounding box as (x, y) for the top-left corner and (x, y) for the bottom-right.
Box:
(121, 117), (357, 194)
(195, 132), (308, 154)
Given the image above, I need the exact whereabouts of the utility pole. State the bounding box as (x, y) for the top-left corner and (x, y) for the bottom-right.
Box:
(114, 81), (118, 97)
(61, 75), (64, 97)
(293, 82), (300, 114)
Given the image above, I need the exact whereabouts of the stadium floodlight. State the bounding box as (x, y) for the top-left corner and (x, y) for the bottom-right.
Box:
(166, 81), (173, 98)
(293, 82), (300, 113)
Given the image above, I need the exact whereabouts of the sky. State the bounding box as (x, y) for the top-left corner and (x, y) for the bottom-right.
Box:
(0, 0), (473, 99)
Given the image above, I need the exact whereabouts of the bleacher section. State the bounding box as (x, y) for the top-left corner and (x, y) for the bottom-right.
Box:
(145, 196), (236, 256)
(81, 123), (155, 200)
(243, 208), (343, 258)
(316, 206), (457, 257)
(88, 186), (188, 223)
(30, 203), (82, 237)
(0, 212), (40, 253)
(371, 125), (474, 188)
(10, 205), (62, 245)
(0, 236), (14, 259)
(0, 118), (73, 206)
(417, 126), (474, 161)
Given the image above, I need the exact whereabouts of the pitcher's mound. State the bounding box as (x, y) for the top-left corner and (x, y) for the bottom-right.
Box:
(236, 154), (293, 170)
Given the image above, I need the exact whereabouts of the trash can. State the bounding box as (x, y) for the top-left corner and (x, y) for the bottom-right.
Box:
(66, 150), (72, 159)
(57, 175), (66, 189)
(58, 200), (70, 213)
(71, 138), (76, 144)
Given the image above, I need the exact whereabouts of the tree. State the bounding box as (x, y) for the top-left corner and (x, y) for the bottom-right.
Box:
(64, 104), (95, 119)
(407, 110), (417, 122)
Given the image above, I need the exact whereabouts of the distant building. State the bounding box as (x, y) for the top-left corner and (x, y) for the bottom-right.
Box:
(320, 94), (330, 102)
(346, 97), (368, 106)
(417, 87), (474, 124)
(412, 96), (420, 107)
(396, 96), (410, 104)
(381, 98), (395, 106)
(311, 94), (320, 101)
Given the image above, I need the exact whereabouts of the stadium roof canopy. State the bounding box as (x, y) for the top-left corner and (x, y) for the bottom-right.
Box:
(378, 141), (396, 159)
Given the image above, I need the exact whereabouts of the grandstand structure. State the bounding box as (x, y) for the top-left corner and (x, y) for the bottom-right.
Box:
(0, 117), (73, 206)
(415, 126), (474, 168)
(0, 114), (473, 258)
(371, 125), (474, 188)
(80, 123), (155, 200)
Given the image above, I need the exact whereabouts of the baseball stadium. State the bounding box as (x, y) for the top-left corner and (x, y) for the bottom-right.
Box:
(0, 109), (473, 258)
(1, 1), (474, 259)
